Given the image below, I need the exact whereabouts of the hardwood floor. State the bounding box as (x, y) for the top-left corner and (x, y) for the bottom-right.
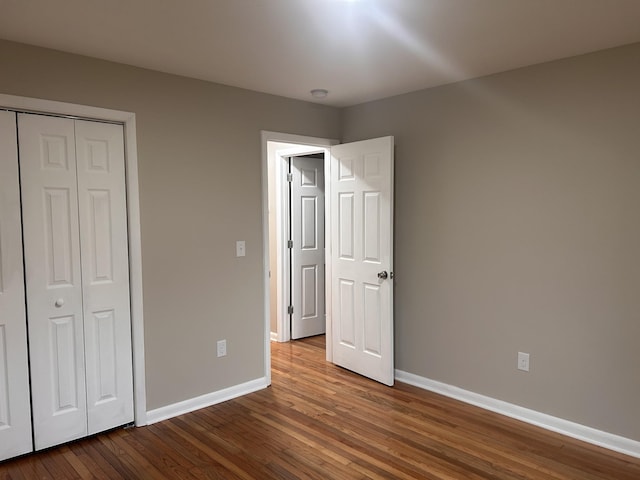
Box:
(1, 335), (639, 479)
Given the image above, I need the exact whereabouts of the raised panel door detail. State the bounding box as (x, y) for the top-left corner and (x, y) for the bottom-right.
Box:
(50, 315), (79, 413)
(364, 153), (381, 179)
(301, 196), (317, 250)
(339, 156), (355, 180)
(88, 190), (113, 283)
(301, 167), (316, 186)
(40, 135), (69, 170)
(363, 284), (382, 357)
(339, 193), (354, 260)
(85, 140), (110, 172)
(363, 192), (381, 263)
(89, 310), (117, 404)
(339, 279), (355, 348)
(301, 266), (317, 319)
(44, 188), (74, 287)
(0, 325), (8, 428)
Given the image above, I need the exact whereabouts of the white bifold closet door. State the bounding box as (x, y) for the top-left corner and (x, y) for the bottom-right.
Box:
(0, 111), (33, 461)
(19, 113), (134, 450)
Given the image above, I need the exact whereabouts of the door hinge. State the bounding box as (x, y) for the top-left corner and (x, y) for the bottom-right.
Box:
(287, 173), (293, 182)
(287, 240), (293, 248)
(287, 305), (294, 315)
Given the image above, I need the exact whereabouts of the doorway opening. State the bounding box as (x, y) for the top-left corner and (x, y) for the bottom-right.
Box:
(265, 138), (333, 341)
(261, 132), (338, 379)
(261, 131), (395, 387)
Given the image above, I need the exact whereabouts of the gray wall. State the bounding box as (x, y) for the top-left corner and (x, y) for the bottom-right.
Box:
(2, 37), (638, 443)
(342, 43), (640, 441)
(0, 39), (341, 410)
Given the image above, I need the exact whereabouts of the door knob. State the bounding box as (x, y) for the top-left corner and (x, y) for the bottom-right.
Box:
(54, 298), (64, 307)
(377, 271), (388, 280)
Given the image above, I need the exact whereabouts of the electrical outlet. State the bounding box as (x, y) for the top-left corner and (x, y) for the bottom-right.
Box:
(517, 352), (530, 372)
(217, 339), (227, 357)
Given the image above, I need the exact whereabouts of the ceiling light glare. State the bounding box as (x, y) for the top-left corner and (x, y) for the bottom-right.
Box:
(310, 89), (329, 99)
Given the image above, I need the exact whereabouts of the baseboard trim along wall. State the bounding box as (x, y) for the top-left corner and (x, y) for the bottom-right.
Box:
(270, 331), (278, 342)
(145, 369), (639, 459)
(146, 377), (269, 425)
(395, 370), (640, 459)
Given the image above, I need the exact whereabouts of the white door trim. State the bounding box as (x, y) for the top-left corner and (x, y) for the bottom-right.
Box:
(0, 93), (147, 426)
(261, 131), (338, 383)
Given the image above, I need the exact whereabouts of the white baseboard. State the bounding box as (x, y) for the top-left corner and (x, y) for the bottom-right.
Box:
(395, 370), (640, 459)
(146, 376), (269, 425)
(270, 331), (278, 342)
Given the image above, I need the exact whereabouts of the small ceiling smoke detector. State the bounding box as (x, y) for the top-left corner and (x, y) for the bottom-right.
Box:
(310, 89), (329, 99)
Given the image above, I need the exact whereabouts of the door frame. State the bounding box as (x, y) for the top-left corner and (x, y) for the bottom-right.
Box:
(261, 131), (337, 383)
(0, 93), (147, 426)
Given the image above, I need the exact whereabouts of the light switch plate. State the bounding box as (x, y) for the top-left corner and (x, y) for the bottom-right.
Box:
(236, 240), (246, 257)
(517, 352), (530, 372)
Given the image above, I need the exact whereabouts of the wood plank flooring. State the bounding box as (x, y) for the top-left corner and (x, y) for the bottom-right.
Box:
(1, 335), (639, 479)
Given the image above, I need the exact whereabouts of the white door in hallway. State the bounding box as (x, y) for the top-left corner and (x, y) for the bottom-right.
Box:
(330, 137), (394, 386)
(19, 114), (134, 450)
(290, 155), (325, 339)
(0, 111), (33, 461)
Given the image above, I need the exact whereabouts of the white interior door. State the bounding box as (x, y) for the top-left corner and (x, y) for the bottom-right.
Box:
(0, 111), (33, 461)
(290, 155), (325, 339)
(19, 114), (134, 450)
(330, 137), (394, 386)
(75, 120), (134, 434)
(19, 114), (89, 450)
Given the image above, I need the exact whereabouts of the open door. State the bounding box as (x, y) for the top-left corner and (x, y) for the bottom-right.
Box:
(330, 136), (394, 386)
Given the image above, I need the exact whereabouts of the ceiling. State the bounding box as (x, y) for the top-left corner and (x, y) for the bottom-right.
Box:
(1, 0), (640, 107)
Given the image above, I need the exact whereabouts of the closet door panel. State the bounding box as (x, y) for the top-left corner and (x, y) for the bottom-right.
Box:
(18, 114), (88, 450)
(75, 120), (134, 434)
(0, 111), (33, 460)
